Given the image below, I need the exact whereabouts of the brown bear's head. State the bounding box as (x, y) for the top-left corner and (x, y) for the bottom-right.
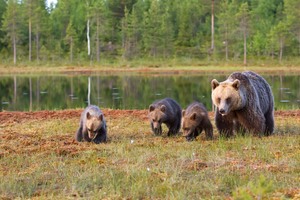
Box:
(211, 79), (243, 116)
(86, 112), (104, 139)
(182, 110), (206, 141)
(148, 104), (167, 131)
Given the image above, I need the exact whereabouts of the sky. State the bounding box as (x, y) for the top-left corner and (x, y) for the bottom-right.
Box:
(47, 0), (57, 7)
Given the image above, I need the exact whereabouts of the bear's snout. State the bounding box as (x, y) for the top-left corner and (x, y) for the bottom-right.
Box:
(218, 107), (230, 116)
(88, 131), (97, 139)
(153, 125), (162, 135)
(219, 108), (226, 115)
(153, 122), (161, 129)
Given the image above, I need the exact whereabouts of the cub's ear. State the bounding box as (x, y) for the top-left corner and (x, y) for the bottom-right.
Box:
(160, 105), (166, 112)
(98, 114), (103, 121)
(182, 110), (186, 116)
(232, 79), (240, 89)
(86, 112), (91, 119)
(190, 112), (197, 120)
(211, 79), (219, 90)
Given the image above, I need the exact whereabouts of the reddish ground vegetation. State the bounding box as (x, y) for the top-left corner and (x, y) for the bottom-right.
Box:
(0, 109), (149, 124)
(0, 109), (298, 124)
(0, 109), (150, 157)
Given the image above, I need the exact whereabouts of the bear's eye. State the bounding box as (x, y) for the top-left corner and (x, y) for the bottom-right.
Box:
(226, 97), (231, 103)
(217, 98), (221, 104)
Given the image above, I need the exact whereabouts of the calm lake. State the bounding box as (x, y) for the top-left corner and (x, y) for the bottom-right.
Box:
(0, 73), (299, 111)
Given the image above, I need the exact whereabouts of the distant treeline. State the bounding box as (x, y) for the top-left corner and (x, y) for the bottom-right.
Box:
(0, 0), (299, 65)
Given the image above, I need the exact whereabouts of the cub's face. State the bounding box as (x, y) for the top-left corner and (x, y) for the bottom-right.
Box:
(182, 110), (205, 141)
(148, 105), (167, 131)
(86, 112), (103, 139)
(211, 79), (241, 116)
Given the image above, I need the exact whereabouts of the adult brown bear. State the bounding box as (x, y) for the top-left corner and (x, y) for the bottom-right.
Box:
(211, 71), (274, 137)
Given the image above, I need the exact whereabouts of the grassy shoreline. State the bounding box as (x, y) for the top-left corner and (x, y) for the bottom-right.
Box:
(0, 62), (300, 76)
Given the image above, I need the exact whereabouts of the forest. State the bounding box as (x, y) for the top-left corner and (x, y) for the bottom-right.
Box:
(0, 0), (299, 65)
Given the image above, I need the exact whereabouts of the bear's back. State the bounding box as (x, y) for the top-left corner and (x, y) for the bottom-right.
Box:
(154, 98), (180, 110)
(152, 98), (181, 119)
(229, 71), (274, 113)
(185, 101), (208, 116)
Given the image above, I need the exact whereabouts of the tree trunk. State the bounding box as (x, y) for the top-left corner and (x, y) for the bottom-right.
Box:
(13, 34), (17, 65)
(243, 24), (247, 65)
(70, 37), (73, 62)
(29, 19), (32, 61)
(211, 0), (215, 54)
(87, 19), (90, 56)
(96, 16), (100, 62)
(279, 37), (283, 63)
(225, 25), (228, 61)
(36, 32), (39, 61)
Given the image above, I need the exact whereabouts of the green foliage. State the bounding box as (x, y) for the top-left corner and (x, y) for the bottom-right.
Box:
(0, 0), (300, 64)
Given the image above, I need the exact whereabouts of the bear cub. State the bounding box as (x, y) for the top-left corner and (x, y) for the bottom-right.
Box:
(182, 102), (213, 141)
(211, 71), (274, 137)
(148, 98), (182, 136)
(75, 105), (107, 144)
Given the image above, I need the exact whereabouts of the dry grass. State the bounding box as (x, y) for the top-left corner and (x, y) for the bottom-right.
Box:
(0, 109), (299, 199)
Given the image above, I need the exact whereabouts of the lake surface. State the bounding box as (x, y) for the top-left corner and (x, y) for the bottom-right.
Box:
(0, 73), (299, 111)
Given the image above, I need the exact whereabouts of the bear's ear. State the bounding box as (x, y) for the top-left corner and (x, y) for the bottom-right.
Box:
(149, 105), (155, 112)
(86, 112), (91, 120)
(98, 114), (103, 121)
(232, 79), (240, 90)
(190, 112), (197, 120)
(160, 105), (166, 112)
(211, 79), (219, 90)
(182, 110), (186, 116)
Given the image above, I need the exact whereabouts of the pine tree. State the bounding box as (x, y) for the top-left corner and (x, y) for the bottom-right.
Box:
(236, 2), (250, 65)
(250, 0), (278, 57)
(217, 0), (237, 60)
(122, 0), (148, 59)
(65, 20), (77, 62)
(0, 0), (7, 53)
(284, 0), (300, 56)
(32, 0), (49, 62)
(88, 0), (109, 62)
(143, 0), (161, 57)
(2, 0), (22, 64)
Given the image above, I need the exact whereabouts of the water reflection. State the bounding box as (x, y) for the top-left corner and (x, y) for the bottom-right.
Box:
(0, 74), (299, 111)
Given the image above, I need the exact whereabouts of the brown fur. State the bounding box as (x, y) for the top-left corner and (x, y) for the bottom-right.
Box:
(148, 98), (182, 136)
(211, 71), (274, 137)
(182, 102), (213, 141)
(75, 105), (107, 144)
